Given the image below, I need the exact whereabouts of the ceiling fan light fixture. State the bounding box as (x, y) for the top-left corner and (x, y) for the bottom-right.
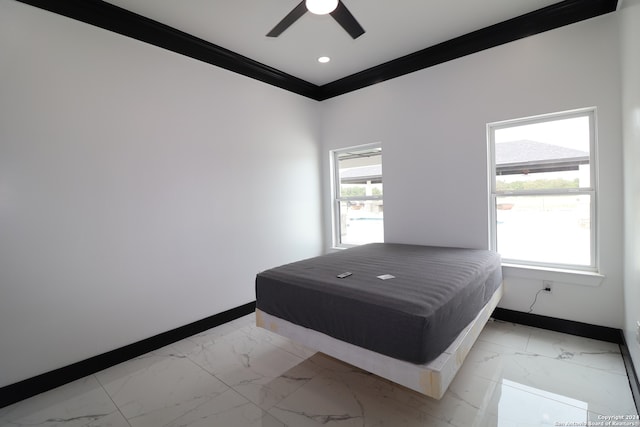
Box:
(305, 0), (338, 15)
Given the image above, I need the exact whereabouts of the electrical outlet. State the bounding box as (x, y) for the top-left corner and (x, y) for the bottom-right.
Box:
(542, 280), (553, 293)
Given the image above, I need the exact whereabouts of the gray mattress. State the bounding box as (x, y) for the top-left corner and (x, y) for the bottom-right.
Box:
(255, 243), (502, 364)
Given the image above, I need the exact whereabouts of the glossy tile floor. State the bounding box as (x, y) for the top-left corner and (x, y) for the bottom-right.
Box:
(0, 314), (637, 427)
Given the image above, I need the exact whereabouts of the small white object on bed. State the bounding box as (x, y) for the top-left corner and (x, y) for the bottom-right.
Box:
(256, 281), (503, 400)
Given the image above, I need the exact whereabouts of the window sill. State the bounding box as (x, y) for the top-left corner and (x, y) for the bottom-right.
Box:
(501, 263), (604, 287)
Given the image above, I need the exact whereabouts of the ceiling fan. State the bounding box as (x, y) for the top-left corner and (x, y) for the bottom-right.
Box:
(267, 0), (365, 39)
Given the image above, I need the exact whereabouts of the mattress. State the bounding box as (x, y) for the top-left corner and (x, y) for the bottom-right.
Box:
(255, 243), (502, 364)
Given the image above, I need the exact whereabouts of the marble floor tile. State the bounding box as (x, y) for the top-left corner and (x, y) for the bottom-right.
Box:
(181, 326), (321, 410)
(160, 388), (285, 427)
(525, 327), (626, 374)
(95, 345), (229, 427)
(478, 319), (533, 351)
(479, 380), (589, 427)
(0, 376), (129, 427)
(268, 365), (398, 426)
(458, 339), (636, 418)
(398, 366), (507, 426)
(2, 316), (637, 427)
(269, 355), (500, 427)
(503, 350), (635, 417)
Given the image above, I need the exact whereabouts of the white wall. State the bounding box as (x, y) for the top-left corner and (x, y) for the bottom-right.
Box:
(0, 1), (323, 388)
(321, 13), (624, 328)
(0, 0), (632, 391)
(621, 0), (640, 381)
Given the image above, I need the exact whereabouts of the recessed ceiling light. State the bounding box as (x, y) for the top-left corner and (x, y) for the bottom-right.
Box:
(318, 56), (331, 63)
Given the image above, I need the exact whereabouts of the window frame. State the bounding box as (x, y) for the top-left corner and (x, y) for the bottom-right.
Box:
(487, 108), (598, 271)
(331, 142), (383, 248)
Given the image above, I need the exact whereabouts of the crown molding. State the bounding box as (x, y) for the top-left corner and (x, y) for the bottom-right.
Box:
(13, 0), (618, 100)
(318, 0), (618, 100)
(15, 0), (323, 100)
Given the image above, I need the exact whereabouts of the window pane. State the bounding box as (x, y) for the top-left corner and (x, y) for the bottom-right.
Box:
(340, 181), (383, 198)
(495, 116), (591, 190)
(338, 149), (382, 198)
(339, 200), (384, 245)
(496, 167), (590, 192)
(496, 194), (591, 266)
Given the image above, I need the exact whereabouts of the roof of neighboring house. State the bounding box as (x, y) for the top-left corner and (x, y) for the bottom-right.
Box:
(497, 140), (588, 164)
(496, 140), (589, 174)
(341, 164), (382, 183)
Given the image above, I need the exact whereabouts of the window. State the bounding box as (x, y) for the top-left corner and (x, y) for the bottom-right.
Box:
(488, 109), (597, 270)
(332, 143), (383, 247)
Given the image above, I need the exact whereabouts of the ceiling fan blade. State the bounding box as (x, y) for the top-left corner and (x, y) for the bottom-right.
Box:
(330, 1), (365, 39)
(266, 1), (307, 37)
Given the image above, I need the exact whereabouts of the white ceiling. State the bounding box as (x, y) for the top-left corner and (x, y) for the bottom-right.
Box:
(104, 0), (561, 86)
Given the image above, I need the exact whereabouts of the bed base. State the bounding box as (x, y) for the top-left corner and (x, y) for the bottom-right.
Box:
(256, 282), (503, 400)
